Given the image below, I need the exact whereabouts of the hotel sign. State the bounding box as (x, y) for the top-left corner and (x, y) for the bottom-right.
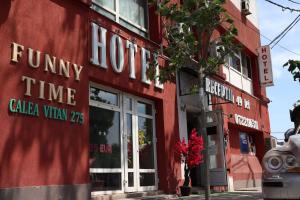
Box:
(90, 22), (163, 89)
(258, 45), (274, 87)
(205, 77), (234, 103)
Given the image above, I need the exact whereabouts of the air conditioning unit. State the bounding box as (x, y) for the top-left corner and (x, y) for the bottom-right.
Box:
(241, 0), (251, 16)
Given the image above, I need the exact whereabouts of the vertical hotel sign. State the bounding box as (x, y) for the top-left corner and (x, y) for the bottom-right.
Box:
(258, 45), (274, 86)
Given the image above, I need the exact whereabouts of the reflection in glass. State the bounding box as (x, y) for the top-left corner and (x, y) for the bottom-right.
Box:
(94, 0), (115, 10)
(140, 173), (155, 186)
(137, 101), (152, 115)
(124, 97), (132, 111)
(231, 54), (241, 72)
(119, 0), (148, 28)
(89, 106), (121, 168)
(242, 54), (252, 78)
(128, 172), (134, 187)
(207, 126), (224, 170)
(90, 173), (121, 191)
(127, 114), (133, 168)
(90, 87), (118, 106)
(138, 117), (154, 169)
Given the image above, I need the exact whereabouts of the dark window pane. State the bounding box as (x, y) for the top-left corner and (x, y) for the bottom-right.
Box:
(243, 56), (252, 78)
(231, 54), (241, 72)
(90, 87), (118, 106)
(124, 97), (132, 111)
(138, 117), (154, 169)
(127, 114), (133, 168)
(137, 101), (152, 115)
(140, 173), (155, 186)
(128, 172), (134, 187)
(90, 173), (121, 191)
(89, 107), (121, 168)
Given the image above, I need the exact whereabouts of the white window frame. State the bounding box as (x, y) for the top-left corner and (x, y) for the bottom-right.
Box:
(223, 51), (253, 94)
(89, 83), (158, 195)
(90, 84), (124, 195)
(91, 0), (149, 37)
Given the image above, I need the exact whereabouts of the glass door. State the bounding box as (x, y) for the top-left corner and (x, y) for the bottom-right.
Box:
(123, 96), (137, 192)
(206, 110), (227, 186)
(89, 86), (123, 193)
(89, 84), (157, 194)
(123, 96), (157, 192)
(136, 100), (157, 191)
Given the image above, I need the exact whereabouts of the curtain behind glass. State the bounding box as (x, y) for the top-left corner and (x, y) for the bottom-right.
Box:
(119, 0), (147, 28)
(95, 0), (115, 10)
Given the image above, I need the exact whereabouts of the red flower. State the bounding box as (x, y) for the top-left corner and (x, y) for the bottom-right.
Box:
(175, 129), (204, 169)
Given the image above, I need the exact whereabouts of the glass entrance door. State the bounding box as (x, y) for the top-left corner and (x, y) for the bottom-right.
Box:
(89, 84), (157, 193)
(206, 110), (227, 186)
(123, 97), (157, 192)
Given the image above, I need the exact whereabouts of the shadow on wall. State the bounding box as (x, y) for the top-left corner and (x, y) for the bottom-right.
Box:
(0, 0), (11, 27)
(155, 93), (181, 194)
(231, 154), (262, 189)
(164, 97), (181, 194)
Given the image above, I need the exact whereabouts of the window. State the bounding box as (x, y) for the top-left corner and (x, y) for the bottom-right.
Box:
(242, 53), (252, 79)
(223, 51), (253, 94)
(91, 0), (148, 37)
(239, 133), (256, 155)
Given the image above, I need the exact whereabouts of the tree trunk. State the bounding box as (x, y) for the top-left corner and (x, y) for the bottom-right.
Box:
(198, 71), (210, 200)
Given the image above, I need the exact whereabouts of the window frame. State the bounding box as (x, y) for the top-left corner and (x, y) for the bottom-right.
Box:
(89, 82), (158, 194)
(91, 0), (149, 37)
(223, 50), (253, 94)
(225, 51), (252, 80)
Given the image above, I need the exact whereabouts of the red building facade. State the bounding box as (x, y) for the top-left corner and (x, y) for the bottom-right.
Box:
(0, 0), (270, 199)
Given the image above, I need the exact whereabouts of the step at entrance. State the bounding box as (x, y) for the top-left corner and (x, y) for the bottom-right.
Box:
(91, 190), (163, 200)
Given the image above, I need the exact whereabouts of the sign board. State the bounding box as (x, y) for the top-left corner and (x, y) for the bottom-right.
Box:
(205, 77), (234, 103)
(258, 45), (274, 86)
(235, 114), (259, 130)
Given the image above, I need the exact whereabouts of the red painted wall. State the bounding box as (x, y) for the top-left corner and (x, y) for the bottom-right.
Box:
(224, 0), (269, 100)
(211, 1), (272, 183)
(0, 0), (180, 193)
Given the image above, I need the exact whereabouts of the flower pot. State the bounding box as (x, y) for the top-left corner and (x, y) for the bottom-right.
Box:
(180, 186), (191, 196)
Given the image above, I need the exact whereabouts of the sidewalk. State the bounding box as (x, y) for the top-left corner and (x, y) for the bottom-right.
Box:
(119, 190), (262, 200)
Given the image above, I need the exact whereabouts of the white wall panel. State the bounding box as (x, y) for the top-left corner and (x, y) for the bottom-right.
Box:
(230, 0), (259, 28)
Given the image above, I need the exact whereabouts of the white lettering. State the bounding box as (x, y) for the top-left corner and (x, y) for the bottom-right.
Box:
(91, 22), (107, 68)
(11, 42), (24, 63)
(28, 48), (41, 68)
(126, 40), (137, 79)
(141, 47), (151, 85)
(110, 34), (124, 73)
(205, 77), (233, 102)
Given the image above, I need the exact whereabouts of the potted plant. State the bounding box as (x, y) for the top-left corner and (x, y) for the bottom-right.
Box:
(175, 129), (204, 196)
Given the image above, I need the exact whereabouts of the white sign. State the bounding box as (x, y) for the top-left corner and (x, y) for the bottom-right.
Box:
(235, 96), (250, 110)
(235, 114), (259, 130)
(258, 45), (274, 87)
(205, 77), (234, 102)
(90, 22), (163, 89)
